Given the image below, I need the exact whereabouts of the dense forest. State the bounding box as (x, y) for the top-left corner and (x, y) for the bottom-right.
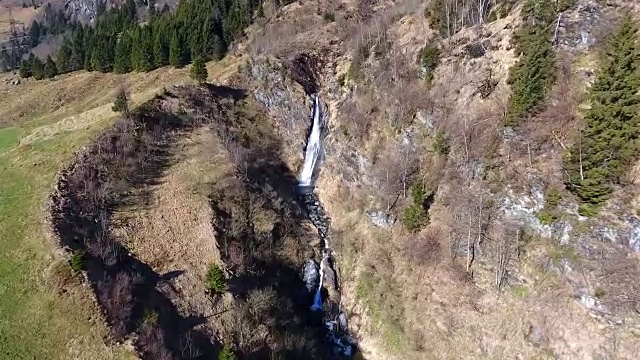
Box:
(19, 0), (267, 79)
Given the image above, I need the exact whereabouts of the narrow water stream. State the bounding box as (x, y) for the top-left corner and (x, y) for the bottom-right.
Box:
(298, 95), (354, 357)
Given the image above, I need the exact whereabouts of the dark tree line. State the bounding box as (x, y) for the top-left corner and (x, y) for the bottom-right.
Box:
(20, 0), (261, 79)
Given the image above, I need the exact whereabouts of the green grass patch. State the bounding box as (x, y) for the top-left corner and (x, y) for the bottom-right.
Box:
(0, 118), (133, 359)
(0, 127), (21, 151)
(511, 285), (530, 298)
(356, 270), (406, 352)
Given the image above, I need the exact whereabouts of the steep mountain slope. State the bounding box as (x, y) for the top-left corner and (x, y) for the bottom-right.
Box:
(237, 0), (640, 359)
(3, 0), (640, 359)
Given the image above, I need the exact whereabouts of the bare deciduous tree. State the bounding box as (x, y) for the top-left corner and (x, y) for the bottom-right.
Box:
(97, 273), (134, 339)
(372, 140), (419, 211)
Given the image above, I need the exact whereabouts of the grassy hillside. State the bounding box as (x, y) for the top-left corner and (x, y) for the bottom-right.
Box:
(0, 56), (241, 359)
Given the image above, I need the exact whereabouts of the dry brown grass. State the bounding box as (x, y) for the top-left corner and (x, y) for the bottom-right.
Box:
(0, 57), (242, 360)
(0, 55), (243, 128)
(112, 127), (233, 327)
(305, 4), (640, 360)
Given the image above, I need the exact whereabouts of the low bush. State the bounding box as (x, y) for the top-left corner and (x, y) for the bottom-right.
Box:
(432, 129), (450, 155)
(323, 11), (335, 23)
(537, 210), (558, 225)
(403, 182), (430, 232)
(419, 44), (440, 83)
(219, 344), (238, 360)
(69, 250), (85, 274)
(112, 89), (130, 114)
(206, 264), (227, 294)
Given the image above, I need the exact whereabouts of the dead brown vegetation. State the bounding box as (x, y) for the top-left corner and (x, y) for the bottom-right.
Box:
(401, 227), (444, 267)
(48, 86), (240, 359)
(520, 59), (578, 154)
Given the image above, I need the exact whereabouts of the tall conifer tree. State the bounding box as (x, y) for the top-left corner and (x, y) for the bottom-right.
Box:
(565, 16), (640, 213)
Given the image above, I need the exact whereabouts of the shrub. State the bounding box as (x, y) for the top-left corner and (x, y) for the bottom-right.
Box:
(219, 344), (237, 360)
(432, 129), (450, 155)
(257, 3), (264, 18)
(206, 264), (227, 294)
(578, 203), (598, 217)
(403, 204), (428, 232)
(419, 44), (440, 83)
(545, 188), (561, 207)
(557, 0), (578, 12)
(537, 210), (558, 225)
(190, 55), (208, 84)
(69, 250), (85, 274)
(403, 182), (430, 232)
(142, 309), (159, 325)
(112, 89), (130, 114)
(323, 11), (335, 23)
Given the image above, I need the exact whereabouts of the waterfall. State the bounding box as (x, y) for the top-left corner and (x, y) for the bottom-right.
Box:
(311, 251), (326, 312)
(298, 94), (354, 357)
(299, 94), (322, 187)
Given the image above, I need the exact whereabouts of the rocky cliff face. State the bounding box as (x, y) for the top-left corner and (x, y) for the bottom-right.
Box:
(236, 1), (640, 359)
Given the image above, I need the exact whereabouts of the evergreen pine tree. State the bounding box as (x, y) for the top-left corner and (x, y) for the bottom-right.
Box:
(506, 27), (555, 122)
(90, 28), (115, 72)
(169, 30), (186, 67)
(83, 28), (95, 71)
(19, 58), (32, 78)
(505, 0), (557, 124)
(210, 33), (224, 61)
(148, 0), (157, 17)
(131, 27), (154, 72)
(56, 43), (72, 73)
(223, 1), (249, 44)
(218, 344), (237, 360)
(190, 55), (207, 83)
(189, 30), (204, 61)
(124, 0), (137, 23)
(565, 16), (640, 212)
(44, 55), (58, 78)
(28, 20), (41, 47)
(153, 23), (169, 66)
(114, 30), (133, 73)
(32, 55), (45, 80)
(257, 2), (264, 18)
(70, 24), (86, 71)
(140, 27), (155, 71)
(204, 18), (225, 61)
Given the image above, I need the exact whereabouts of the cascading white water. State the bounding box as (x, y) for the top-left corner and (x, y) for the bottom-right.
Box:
(311, 251), (327, 311)
(299, 94), (353, 356)
(299, 94), (322, 187)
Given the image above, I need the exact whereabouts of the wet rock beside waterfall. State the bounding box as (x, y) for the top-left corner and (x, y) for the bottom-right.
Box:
(368, 210), (396, 228)
(321, 256), (338, 296)
(302, 260), (320, 293)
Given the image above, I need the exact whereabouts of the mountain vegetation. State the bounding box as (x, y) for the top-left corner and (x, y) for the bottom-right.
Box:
(19, 0), (262, 80)
(505, 0), (559, 124)
(564, 16), (640, 215)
